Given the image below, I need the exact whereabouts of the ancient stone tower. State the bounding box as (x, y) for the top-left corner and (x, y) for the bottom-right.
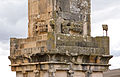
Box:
(9, 0), (112, 77)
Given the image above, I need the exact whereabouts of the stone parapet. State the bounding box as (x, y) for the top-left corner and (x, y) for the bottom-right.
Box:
(10, 33), (110, 57)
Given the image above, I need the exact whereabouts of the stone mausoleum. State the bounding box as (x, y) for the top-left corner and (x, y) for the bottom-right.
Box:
(9, 0), (112, 77)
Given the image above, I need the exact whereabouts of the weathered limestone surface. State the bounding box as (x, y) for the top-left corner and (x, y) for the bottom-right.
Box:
(28, 0), (91, 37)
(9, 0), (112, 77)
(103, 69), (120, 77)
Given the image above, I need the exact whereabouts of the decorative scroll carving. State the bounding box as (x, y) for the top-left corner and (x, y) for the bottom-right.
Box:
(33, 21), (48, 36)
(61, 21), (83, 34)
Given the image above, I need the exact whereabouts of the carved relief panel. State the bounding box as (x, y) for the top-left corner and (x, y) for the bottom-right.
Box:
(33, 21), (48, 36)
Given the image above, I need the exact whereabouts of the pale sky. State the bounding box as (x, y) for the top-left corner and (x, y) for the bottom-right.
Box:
(0, 0), (120, 77)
